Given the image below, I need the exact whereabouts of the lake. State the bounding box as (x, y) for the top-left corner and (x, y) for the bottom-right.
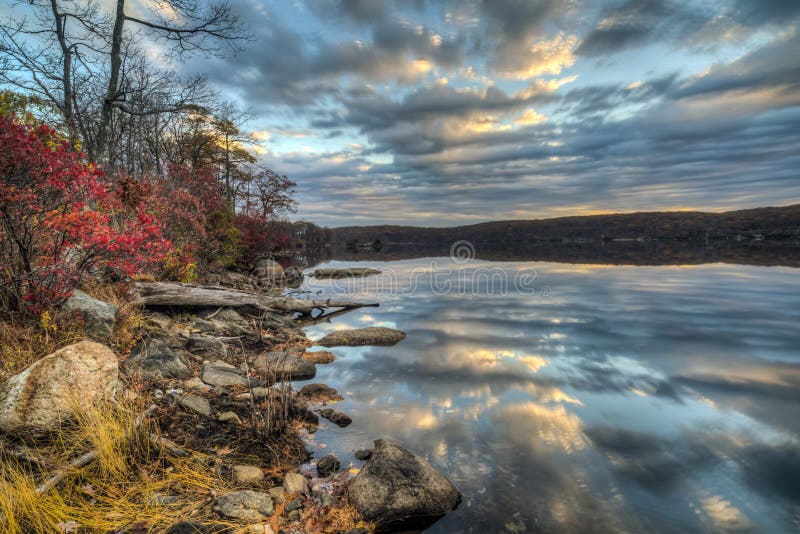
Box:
(296, 254), (800, 533)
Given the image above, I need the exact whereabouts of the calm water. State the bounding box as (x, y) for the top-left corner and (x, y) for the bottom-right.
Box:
(298, 257), (800, 533)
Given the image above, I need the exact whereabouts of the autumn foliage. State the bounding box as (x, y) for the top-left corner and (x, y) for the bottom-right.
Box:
(0, 115), (169, 313)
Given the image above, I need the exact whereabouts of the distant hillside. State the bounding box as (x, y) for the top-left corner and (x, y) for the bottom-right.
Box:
(329, 205), (800, 246)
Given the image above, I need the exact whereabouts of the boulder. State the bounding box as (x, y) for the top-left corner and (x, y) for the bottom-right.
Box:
(319, 409), (352, 427)
(63, 289), (118, 341)
(125, 338), (191, 379)
(187, 334), (227, 358)
(312, 268), (381, 279)
(282, 472), (308, 494)
(0, 341), (118, 435)
(253, 352), (316, 381)
(253, 259), (284, 285)
(213, 490), (274, 521)
(348, 439), (461, 530)
(317, 455), (341, 478)
(316, 327), (406, 347)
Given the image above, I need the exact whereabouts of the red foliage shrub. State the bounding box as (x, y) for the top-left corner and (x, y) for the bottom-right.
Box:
(0, 115), (170, 313)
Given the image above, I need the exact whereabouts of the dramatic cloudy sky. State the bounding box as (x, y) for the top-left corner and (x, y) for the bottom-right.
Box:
(174, 1), (799, 225)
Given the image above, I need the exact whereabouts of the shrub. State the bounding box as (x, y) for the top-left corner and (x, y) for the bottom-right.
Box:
(0, 115), (170, 314)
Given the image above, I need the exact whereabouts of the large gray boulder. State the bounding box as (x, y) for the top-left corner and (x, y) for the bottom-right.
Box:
(349, 439), (461, 531)
(317, 327), (406, 347)
(202, 362), (263, 388)
(63, 289), (118, 341)
(0, 341), (119, 435)
(253, 351), (316, 381)
(125, 337), (191, 379)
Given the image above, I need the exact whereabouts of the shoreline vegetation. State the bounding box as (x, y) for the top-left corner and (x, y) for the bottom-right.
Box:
(0, 261), (462, 533)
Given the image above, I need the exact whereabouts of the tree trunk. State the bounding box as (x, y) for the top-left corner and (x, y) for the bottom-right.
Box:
(95, 0), (126, 163)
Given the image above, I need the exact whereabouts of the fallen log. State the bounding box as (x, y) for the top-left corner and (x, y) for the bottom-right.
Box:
(313, 267), (381, 279)
(134, 282), (378, 314)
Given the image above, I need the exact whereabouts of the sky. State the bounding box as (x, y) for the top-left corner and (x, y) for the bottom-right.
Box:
(12, 0), (800, 227)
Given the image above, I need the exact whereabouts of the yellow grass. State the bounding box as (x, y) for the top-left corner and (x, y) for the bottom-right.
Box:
(0, 399), (237, 533)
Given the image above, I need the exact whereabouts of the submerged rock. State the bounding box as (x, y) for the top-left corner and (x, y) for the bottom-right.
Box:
(317, 454), (341, 477)
(317, 327), (406, 347)
(348, 439), (461, 531)
(319, 408), (352, 427)
(213, 490), (274, 521)
(354, 449), (373, 461)
(0, 341), (118, 435)
(62, 290), (118, 341)
(298, 383), (341, 402)
(253, 351), (316, 381)
(312, 268), (381, 279)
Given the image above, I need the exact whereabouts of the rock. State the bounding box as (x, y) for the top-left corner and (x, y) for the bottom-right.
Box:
(282, 473), (307, 494)
(316, 327), (406, 347)
(319, 409), (352, 427)
(188, 334), (227, 358)
(62, 289), (118, 341)
(144, 312), (172, 332)
(284, 266), (303, 282)
(343, 529), (369, 534)
(246, 525), (274, 534)
(184, 377), (211, 393)
(192, 317), (225, 333)
(286, 509), (301, 521)
(312, 489), (337, 508)
(268, 486), (286, 504)
(284, 497), (303, 512)
(213, 490), (274, 521)
(0, 341), (118, 436)
(219, 270), (252, 290)
(253, 352), (316, 381)
(348, 439), (461, 530)
(354, 449), (373, 461)
(312, 268), (381, 279)
(298, 383), (341, 402)
(233, 465), (265, 484)
(288, 397), (319, 425)
(219, 411), (243, 425)
(253, 258), (284, 286)
(302, 351), (336, 364)
(179, 394), (211, 417)
(202, 362), (261, 388)
(317, 455), (341, 477)
(208, 307), (247, 325)
(166, 522), (227, 533)
(125, 338), (191, 379)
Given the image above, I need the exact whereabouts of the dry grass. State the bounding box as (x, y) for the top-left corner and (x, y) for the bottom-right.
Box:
(0, 399), (238, 533)
(82, 282), (145, 354)
(0, 311), (85, 380)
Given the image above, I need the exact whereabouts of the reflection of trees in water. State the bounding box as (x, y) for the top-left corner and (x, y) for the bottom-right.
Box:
(293, 240), (800, 269)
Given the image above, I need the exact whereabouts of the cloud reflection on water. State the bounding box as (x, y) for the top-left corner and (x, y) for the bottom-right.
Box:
(303, 259), (800, 532)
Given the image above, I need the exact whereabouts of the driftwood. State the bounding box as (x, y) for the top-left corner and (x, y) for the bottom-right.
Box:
(313, 267), (381, 279)
(134, 282), (378, 314)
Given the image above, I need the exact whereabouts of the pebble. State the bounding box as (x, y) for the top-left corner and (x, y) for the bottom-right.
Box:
(282, 472), (308, 494)
(233, 465), (265, 484)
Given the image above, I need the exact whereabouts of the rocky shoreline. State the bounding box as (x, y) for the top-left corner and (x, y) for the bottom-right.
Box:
(0, 260), (461, 533)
